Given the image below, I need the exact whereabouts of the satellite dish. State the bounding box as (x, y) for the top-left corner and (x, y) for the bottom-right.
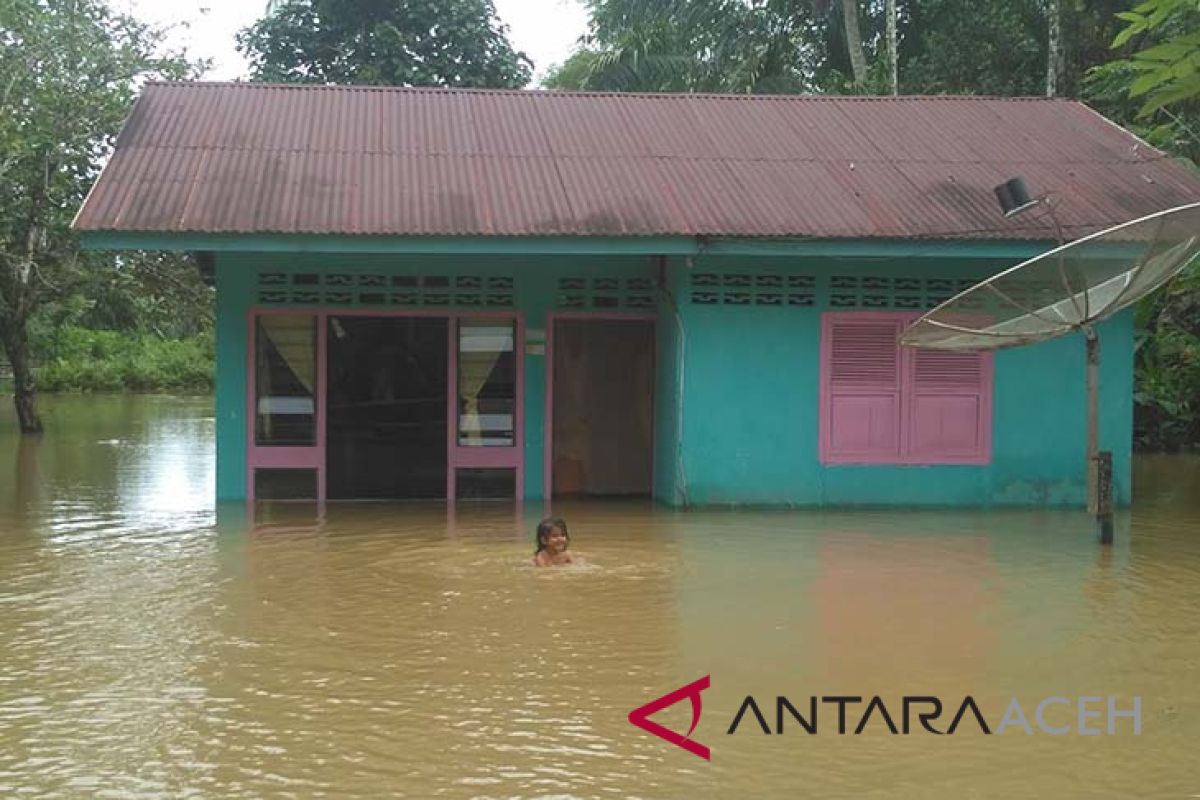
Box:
(901, 202), (1200, 542)
(902, 202), (1200, 351)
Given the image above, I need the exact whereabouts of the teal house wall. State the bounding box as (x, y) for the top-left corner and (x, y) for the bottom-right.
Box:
(671, 254), (1133, 507)
(93, 232), (1131, 508)
(653, 262), (687, 506)
(211, 249), (659, 502)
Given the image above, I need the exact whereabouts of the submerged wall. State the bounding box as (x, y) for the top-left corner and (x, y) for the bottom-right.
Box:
(653, 261), (687, 506)
(674, 255), (1134, 507)
(214, 252), (660, 502)
(212, 243), (1134, 507)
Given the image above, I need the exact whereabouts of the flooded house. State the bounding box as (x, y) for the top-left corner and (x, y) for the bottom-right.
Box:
(73, 82), (1200, 505)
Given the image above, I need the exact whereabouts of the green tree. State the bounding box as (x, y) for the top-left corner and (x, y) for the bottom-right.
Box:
(237, 0), (532, 88)
(1086, 0), (1200, 159)
(1088, 0), (1200, 450)
(833, 0), (869, 84)
(900, 0), (1046, 95)
(33, 251), (213, 340)
(549, 0), (1130, 97)
(0, 0), (196, 432)
(545, 0), (822, 93)
(1132, 263), (1200, 450)
(1110, 0), (1200, 117)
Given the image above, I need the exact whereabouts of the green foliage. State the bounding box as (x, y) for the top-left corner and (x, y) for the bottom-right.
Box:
(237, 0), (532, 88)
(1103, 0), (1200, 117)
(1086, 60), (1200, 161)
(57, 252), (213, 338)
(548, 0), (1134, 96)
(900, 0), (1045, 95)
(1132, 260), (1200, 450)
(18, 250), (214, 394)
(545, 0), (822, 92)
(33, 327), (214, 393)
(1085, 1), (1200, 449)
(0, 0), (197, 291)
(0, 0), (201, 427)
(1087, 0), (1200, 158)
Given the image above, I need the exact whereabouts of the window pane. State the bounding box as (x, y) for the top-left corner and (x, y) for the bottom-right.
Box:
(256, 315), (317, 446)
(254, 468), (318, 500)
(458, 321), (515, 447)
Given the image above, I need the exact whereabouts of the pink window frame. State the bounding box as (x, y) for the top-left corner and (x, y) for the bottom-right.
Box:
(543, 310), (658, 501)
(246, 309), (326, 502)
(448, 314), (525, 501)
(247, 308), (524, 502)
(818, 310), (994, 466)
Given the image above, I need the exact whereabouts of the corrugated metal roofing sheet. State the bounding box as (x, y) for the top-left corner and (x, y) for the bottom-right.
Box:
(73, 82), (1200, 240)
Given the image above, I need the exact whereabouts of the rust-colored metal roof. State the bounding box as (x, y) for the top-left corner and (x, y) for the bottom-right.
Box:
(74, 82), (1200, 240)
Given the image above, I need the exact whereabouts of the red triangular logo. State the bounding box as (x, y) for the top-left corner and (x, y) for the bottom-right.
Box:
(628, 675), (711, 760)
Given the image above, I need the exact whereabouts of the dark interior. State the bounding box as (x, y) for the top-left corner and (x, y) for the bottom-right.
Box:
(326, 316), (448, 500)
(552, 319), (655, 497)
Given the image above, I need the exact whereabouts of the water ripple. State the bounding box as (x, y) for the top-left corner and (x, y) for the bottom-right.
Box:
(0, 399), (1198, 796)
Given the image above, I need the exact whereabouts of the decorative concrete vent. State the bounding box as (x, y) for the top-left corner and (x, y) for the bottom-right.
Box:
(555, 277), (657, 311)
(689, 273), (817, 306)
(828, 275), (979, 309)
(257, 273), (515, 308)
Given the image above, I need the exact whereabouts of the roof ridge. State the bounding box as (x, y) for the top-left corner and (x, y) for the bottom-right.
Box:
(145, 80), (1078, 104)
(108, 142), (1169, 166)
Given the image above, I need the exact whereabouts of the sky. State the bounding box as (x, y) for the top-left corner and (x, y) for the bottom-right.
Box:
(115, 0), (590, 85)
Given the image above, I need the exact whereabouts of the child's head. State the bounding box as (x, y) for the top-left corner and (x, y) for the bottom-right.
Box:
(535, 516), (569, 554)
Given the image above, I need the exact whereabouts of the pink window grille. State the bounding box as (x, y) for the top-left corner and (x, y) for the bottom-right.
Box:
(819, 311), (993, 465)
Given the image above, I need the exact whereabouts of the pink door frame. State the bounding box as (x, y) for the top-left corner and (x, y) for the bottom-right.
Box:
(247, 307), (524, 502)
(543, 311), (658, 501)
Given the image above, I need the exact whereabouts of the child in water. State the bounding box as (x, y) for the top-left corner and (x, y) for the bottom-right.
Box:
(532, 516), (573, 566)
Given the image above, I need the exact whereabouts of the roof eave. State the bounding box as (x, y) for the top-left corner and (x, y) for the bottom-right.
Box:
(78, 231), (1055, 260)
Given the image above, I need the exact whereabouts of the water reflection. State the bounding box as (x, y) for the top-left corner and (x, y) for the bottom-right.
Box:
(0, 396), (1197, 797)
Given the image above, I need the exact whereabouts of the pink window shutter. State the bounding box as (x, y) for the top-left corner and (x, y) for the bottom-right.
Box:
(904, 347), (993, 463)
(820, 314), (904, 463)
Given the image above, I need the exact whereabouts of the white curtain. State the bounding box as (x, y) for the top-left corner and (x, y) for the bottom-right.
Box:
(257, 316), (316, 439)
(458, 323), (512, 445)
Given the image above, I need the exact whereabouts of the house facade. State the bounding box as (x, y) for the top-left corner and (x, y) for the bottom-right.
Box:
(75, 83), (1200, 506)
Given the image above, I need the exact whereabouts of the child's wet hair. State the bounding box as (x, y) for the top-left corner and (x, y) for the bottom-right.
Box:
(535, 516), (569, 553)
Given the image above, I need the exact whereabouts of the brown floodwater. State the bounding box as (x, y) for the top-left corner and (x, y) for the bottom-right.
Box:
(1, 395), (1198, 798)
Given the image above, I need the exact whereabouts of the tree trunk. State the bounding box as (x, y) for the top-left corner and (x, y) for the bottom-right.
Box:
(1, 319), (43, 434)
(1046, 0), (1061, 97)
(2, 148), (50, 435)
(887, 0), (898, 94)
(842, 0), (869, 85)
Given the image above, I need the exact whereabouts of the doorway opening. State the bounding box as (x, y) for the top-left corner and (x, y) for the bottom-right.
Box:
(551, 318), (655, 498)
(325, 316), (448, 500)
